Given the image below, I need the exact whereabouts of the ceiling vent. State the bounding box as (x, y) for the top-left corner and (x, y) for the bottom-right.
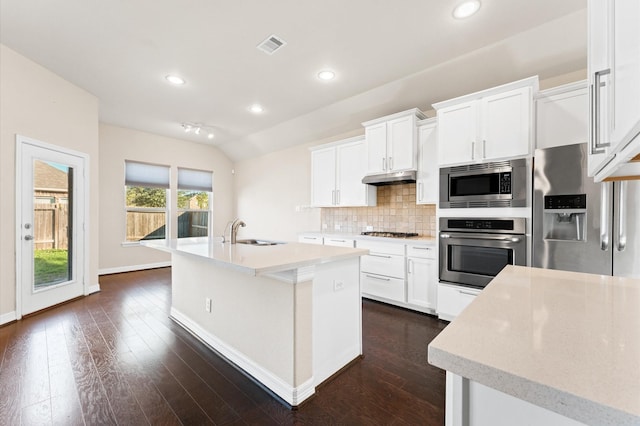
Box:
(257, 34), (286, 55)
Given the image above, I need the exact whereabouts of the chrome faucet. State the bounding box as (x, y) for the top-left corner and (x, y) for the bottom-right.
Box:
(230, 218), (246, 244)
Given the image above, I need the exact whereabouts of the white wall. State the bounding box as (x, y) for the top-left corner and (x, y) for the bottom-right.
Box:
(234, 129), (363, 241)
(0, 44), (100, 320)
(98, 124), (235, 273)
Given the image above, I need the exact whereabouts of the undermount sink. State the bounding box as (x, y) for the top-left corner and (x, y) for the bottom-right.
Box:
(236, 239), (284, 246)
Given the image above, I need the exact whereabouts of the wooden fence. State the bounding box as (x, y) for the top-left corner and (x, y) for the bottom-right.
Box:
(34, 203), (69, 250)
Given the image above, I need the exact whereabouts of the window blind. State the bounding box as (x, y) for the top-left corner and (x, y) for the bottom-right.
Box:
(125, 161), (170, 189)
(178, 168), (213, 192)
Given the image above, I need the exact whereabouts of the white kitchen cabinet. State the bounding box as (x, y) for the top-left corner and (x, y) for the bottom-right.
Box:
(298, 234), (323, 245)
(434, 77), (537, 167)
(535, 81), (589, 150)
(437, 282), (480, 322)
(310, 136), (376, 207)
(323, 237), (355, 248)
(363, 108), (426, 175)
(406, 244), (437, 310)
(416, 118), (438, 204)
(588, 0), (640, 180)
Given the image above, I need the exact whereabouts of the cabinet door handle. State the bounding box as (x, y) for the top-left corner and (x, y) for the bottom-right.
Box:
(471, 141), (475, 160)
(407, 259), (413, 274)
(336, 189), (340, 205)
(592, 68), (611, 154)
(366, 274), (390, 281)
(418, 182), (423, 201)
(482, 140), (486, 159)
(388, 157), (393, 170)
(617, 181), (627, 252)
(332, 190), (336, 205)
(382, 157), (386, 171)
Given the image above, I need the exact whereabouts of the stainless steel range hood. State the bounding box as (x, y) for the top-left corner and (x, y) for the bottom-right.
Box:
(362, 170), (416, 186)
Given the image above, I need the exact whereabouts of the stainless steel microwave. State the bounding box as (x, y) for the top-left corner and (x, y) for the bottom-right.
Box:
(439, 159), (528, 208)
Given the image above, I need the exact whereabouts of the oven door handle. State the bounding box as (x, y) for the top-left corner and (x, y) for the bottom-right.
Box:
(440, 233), (522, 243)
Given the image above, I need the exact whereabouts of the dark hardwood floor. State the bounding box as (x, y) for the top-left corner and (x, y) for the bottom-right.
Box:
(0, 268), (448, 425)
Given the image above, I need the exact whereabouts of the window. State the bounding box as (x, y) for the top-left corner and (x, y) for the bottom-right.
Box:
(124, 161), (170, 242)
(177, 167), (213, 238)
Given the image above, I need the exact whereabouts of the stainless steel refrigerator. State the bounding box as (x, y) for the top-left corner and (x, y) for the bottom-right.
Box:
(533, 143), (640, 278)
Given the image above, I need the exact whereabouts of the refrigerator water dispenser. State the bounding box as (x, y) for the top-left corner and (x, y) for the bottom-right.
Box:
(543, 194), (587, 241)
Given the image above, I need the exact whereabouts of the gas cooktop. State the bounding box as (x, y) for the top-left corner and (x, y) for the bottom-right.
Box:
(360, 231), (419, 238)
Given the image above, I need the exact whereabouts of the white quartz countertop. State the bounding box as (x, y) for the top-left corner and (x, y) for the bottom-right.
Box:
(428, 265), (640, 426)
(142, 237), (368, 276)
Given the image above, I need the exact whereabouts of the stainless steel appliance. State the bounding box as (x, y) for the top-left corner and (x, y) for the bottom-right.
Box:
(439, 217), (527, 288)
(533, 143), (640, 277)
(439, 158), (528, 208)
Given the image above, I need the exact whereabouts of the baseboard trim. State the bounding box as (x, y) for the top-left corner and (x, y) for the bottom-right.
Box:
(98, 261), (171, 276)
(170, 307), (315, 407)
(0, 311), (17, 326)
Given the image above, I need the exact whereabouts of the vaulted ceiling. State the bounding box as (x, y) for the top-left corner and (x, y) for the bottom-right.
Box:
(1, 0), (587, 161)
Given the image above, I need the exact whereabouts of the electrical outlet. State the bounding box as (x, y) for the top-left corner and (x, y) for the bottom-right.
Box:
(333, 280), (345, 292)
(205, 298), (212, 313)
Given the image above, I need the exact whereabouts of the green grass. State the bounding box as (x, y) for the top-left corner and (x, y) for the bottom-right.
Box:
(34, 249), (69, 287)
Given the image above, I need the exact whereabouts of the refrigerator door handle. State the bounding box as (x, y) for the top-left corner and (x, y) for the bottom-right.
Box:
(600, 183), (611, 251)
(617, 181), (627, 252)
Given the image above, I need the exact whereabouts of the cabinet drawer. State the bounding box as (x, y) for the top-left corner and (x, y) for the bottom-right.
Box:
(298, 235), (323, 245)
(361, 273), (405, 302)
(356, 240), (405, 256)
(437, 283), (480, 321)
(360, 253), (405, 278)
(324, 238), (355, 248)
(406, 244), (436, 259)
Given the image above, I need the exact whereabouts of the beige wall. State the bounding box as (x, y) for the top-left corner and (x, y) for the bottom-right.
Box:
(98, 124), (235, 272)
(0, 44), (100, 319)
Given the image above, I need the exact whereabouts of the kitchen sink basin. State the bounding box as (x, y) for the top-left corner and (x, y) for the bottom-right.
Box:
(236, 239), (284, 246)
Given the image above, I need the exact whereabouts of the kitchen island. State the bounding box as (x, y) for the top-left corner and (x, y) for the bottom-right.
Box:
(428, 265), (640, 426)
(143, 237), (368, 406)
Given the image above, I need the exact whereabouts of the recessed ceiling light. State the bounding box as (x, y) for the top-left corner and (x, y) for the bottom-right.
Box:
(317, 70), (336, 81)
(453, 0), (481, 19)
(165, 74), (186, 85)
(250, 104), (264, 114)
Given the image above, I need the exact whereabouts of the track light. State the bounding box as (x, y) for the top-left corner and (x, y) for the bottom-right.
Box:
(181, 122), (215, 141)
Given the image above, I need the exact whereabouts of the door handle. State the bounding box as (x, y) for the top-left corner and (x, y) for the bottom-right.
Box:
(24, 235), (34, 241)
(617, 181), (627, 252)
(600, 183), (611, 251)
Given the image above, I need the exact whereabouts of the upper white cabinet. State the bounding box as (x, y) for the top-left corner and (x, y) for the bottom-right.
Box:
(535, 81), (589, 150)
(363, 108), (426, 175)
(416, 118), (438, 204)
(310, 136), (376, 207)
(588, 0), (640, 181)
(434, 77), (538, 167)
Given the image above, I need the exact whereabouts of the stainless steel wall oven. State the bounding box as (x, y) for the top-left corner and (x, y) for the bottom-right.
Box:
(439, 217), (527, 288)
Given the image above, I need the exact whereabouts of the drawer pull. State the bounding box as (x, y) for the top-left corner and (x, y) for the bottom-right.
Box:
(369, 254), (392, 259)
(411, 246), (432, 250)
(329, 239), (346, 243)
(459, 290), (478, 296)
(366, 274), (391, 281)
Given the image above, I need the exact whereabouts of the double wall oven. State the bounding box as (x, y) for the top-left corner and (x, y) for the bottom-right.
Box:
(439, 217), (527, 289)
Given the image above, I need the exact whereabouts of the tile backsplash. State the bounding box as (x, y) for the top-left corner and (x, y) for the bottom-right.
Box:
(321, 183), (436, 236)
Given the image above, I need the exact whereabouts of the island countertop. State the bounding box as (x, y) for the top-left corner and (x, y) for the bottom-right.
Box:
(142, 237), (369, 276)
(428, 265), (640, 426)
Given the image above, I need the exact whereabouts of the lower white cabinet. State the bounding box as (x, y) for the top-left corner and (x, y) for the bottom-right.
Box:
(437, 283), (480, 321)
(298, 234), (323, 245)
(361, 273), (406, 302)
(323, 237), (355, 248)
(407, 244), (437, 310)
(358, 239), (437, 314)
